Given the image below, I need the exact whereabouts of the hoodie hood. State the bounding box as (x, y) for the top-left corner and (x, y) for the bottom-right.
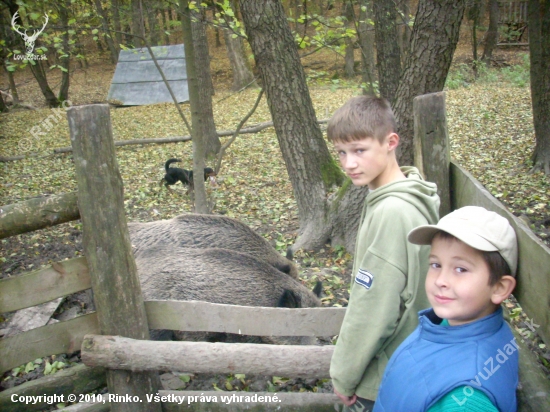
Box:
(366, 166), (440, 226)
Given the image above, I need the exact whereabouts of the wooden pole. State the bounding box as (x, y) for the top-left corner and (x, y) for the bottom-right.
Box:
(0, 364), (106, 412)
(67, 104), (161, 412)
(413, 92), (451, 217)
(0, 192), (79, 239)
(82, 334), (334, 378)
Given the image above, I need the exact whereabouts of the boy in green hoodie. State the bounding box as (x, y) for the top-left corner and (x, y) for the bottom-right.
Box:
(328, 96), (440, 411)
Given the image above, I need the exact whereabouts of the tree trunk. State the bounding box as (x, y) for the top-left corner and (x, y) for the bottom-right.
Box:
(357, 0), (376, 94)
(57, 0), (71, 102)
(397, 0), (411, 63)
(239, 0), (347, 250)
(6, 76), (18, 105)
(0, 91), (8, 113)
(223, 32), (257, 90)
(482, 0), (499, 64)
(113, 0), (123, 49)
(95, 37), (105, 52)
(180, 0), (209, 213)
(131, 0), (144, 47)
(393, 0), (466, 166)
(224, 0), (257, 90)
(528, 0), (550, 175)
(10, 8), (58, 106)
(468, 0), (483, 76)
(4, 63), (19, 104)
(146, 1), (160, 46)
(373, 0), (401, 102)
(161, 7), (171, 45)
(328, 183), (369, 252)
(212, 6), (222, 47)
(73, 32), (89, 68)
(94, 0), (119, 63)
(191, 8), (221, 160)
(343, 1), (355, 78)
(29, 60), (59, 107)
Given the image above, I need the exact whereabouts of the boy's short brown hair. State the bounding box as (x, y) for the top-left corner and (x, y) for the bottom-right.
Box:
(432, 231), (512, 286)
(327, 95), (397, 143)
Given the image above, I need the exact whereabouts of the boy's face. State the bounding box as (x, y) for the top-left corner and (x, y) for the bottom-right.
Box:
(426, 236), (500, 326)
(333, 134), (397, 190)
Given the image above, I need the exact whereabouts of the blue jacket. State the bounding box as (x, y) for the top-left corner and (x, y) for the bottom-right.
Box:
(374, 307), (518, 412)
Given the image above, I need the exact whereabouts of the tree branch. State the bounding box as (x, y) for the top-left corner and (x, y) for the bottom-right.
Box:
(215, 88), (264, 174)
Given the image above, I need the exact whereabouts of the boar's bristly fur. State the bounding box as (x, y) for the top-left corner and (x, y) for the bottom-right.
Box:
(128, 214), (299, 279)
(136, 247), (321, 345)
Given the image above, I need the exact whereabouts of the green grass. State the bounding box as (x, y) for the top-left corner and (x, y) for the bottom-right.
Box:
(445, 54), (530, 90)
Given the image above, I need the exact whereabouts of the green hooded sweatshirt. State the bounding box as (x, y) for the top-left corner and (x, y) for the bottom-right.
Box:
(330, 166), (440, 401)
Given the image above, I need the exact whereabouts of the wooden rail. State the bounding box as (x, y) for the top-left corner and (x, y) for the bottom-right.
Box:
(82, 335), (333, 378)
(0, 257), (89, 313)
(451, 162), (550, 345)
(0, 301), (345, 374)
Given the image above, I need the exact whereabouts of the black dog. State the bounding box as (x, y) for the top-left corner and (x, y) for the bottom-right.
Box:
(161, 158), (217, 193)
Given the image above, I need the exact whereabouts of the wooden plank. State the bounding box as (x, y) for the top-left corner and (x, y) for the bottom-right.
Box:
(0, 192), (79, 239)
(0, 313), (99, 374)
(81, 335), (334, 378)
(62, 403), (110, 412)
(145, 301), (345, 337)
(512, 326), (550, 411)
(413, 92), (451, 217)
(161, 391), (341, 412)
(0, 257), (90, 313)
(0, 301), (341, 375)
(0, 364), (106, 412)
(68, 104), (161, 412)
(451, 161), (550, 344)
(60, 391), (341, 412)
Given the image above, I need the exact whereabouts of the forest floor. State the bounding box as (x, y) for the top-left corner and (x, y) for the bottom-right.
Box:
(0, 33), (549, 406)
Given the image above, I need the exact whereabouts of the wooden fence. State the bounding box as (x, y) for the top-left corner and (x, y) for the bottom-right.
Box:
(497, 1), (529, 45)
(1, 94), (549, 411)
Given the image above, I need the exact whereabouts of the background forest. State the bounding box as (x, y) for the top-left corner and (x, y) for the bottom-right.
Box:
(0, 0), (549, 397)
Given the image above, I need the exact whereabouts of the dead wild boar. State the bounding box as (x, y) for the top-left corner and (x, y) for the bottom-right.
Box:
(128, 214), (299, 279)
(135, 246), (322, 345)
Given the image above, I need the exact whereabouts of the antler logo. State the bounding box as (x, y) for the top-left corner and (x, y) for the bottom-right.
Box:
(11, 11), (49, 55)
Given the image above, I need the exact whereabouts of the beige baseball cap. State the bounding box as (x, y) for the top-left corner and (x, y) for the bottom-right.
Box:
(408, 206), (518, 276)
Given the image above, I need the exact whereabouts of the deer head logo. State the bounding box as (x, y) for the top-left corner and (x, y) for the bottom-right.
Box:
(11, 11), (49, 55)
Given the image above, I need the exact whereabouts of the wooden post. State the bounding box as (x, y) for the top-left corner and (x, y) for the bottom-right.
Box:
(67, 104), (161, 412)
(413, 92), (451, 217)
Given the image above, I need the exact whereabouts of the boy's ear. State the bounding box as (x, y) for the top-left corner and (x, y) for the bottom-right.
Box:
(491, 275), (516, 305)
(387, 133), (400, 151)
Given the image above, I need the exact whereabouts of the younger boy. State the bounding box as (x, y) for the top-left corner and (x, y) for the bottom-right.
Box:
(374, 206), (519, 412)
(328, 96), (440, 410)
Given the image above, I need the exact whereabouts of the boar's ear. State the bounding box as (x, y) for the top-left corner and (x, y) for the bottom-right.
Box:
(277, 289), (302, 308)
(275, 262), (292, 275)
(149, 329), (175, 341)
(286, 247), (294, 260)
(312, 281), (323, 298)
